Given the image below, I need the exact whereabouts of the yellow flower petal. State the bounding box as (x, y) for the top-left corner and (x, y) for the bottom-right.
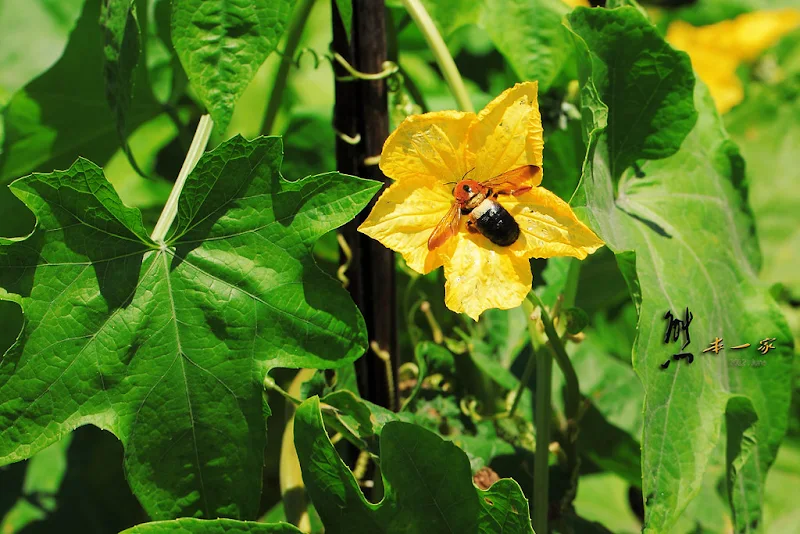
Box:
(379, 110), (477, 185)
(503, 187), (604, 260)
(358, 179), (453, 274)
(441, 234), (533, 320)
(667, 10), (800, 113)
(468, 82), (544, 185)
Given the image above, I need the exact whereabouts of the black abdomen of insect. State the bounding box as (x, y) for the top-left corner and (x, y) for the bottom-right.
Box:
(469, 198), (520, 246)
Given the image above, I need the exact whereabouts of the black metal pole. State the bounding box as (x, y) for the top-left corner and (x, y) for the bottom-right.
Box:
(332, 0), (398, 410)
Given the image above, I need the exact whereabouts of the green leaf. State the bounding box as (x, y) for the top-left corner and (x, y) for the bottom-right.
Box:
(573, 69), (793, 534)
(478, 478), (535, 533)
(320, 387), (514, 470)
(171, 0), (293, 131)
(569, 7), (793, 531)
(481, 0), (573, 92)
(0, 0), (85, 102)
(101, 0), (146, 176)
(0, 135), (380, 519)
(0, 0), (160, 182)
(120, 518), (303, 534)
(320, 389), (412, 453)
(294, 397), (534, 534)
(568, 6), (697, 179)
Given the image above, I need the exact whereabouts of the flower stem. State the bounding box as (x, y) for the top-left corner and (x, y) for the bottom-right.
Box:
(401, 0), (474, 113)
(151, 115), (214, 243)
(527, 291), (580, 421)
(262, 0), (316, 135)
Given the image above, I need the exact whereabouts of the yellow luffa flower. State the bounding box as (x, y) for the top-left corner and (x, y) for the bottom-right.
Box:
(667, 9), (800, 114)
(358, 82), (603, 320)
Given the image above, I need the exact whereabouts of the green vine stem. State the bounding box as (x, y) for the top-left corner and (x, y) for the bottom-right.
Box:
(262, 0), (316, 135)
(528, 263), (585, 518)
(151, 114), (214, 243)
(401, 0), (474, 113)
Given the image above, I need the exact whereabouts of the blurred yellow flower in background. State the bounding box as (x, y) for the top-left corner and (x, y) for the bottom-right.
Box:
(667, 9), (800, 113)
(359, 82), (603, 320)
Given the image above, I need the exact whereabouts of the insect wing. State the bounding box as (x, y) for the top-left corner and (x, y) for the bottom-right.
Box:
(481, 164), (539, 195)
(427, 203), (461, 250)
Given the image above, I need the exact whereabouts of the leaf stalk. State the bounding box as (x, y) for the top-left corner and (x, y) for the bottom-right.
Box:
(151, 114), (214, 243)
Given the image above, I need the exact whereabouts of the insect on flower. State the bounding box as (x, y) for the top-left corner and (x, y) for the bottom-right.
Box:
(359, 81), (604, 319)
(428, 165), (537, 250)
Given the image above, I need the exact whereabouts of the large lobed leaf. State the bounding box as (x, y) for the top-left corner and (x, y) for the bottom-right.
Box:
(568, 6), (793, 533)
(294, 396), (534, 534)
(0, 135), (380, 520)
(171, 0), (293, 132)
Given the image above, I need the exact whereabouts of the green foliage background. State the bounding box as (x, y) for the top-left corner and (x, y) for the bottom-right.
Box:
(0, 0), (798, 533)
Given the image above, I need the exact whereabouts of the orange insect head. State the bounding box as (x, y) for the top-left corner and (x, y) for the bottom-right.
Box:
(453, 179), (484, 205)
